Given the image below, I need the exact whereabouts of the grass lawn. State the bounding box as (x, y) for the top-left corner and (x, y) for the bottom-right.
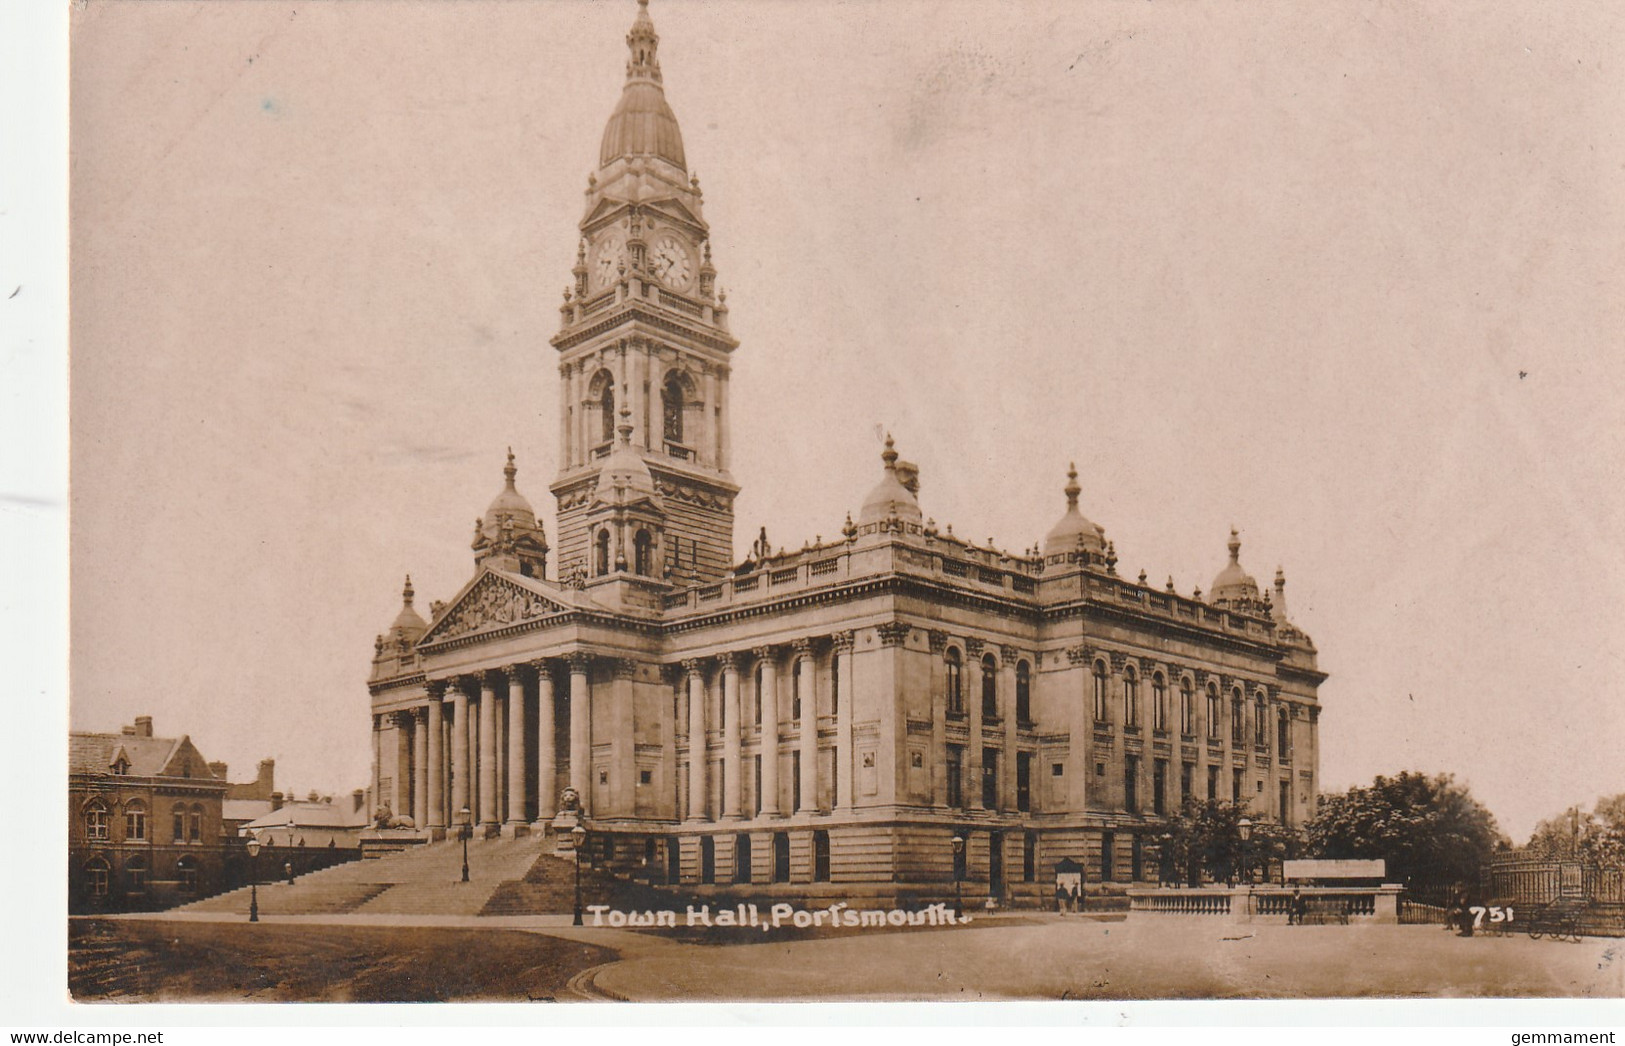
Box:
(69, 918), (616, 1003)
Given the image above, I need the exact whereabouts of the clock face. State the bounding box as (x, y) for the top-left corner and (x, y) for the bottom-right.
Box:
(594, 236), (623, 289)
(651, 236), (692, 289)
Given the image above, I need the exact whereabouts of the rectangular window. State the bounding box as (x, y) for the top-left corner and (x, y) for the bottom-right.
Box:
(173, 810), (185, 843)
(1023, 831), (1038, 882)
(86, 808), (108, 841)
(792, 750), (802, 811)
(1016, 752), (1032, 813)
(1152, 759), (1167, 815)
(125, 808), (146, 841)
(189, 811), (201, 842)
(126, 861), (147, 895)
(831, 655), (839, 716)
(982, 748), (998, 809)
(1181, 762), (1193, 806)
(1208, 765), (1219, 801)
(1100, 830), (1115, 882)
(753, 754), (763, 816)
(1232, 768), (1244, 802)
(1124, 756), (1139, 813)
(1280, 779), (1292, 825)
(946, 744), (964, 808)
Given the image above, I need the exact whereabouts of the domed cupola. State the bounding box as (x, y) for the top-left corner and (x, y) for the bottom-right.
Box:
(388, 574), (428, 644)
(1042, 462), (1107, 562)
(599, 0), (687, 171)
(857, 434), (923, 528)
(594, 409), (663, 508)
(1209, 528), (1262, 608)
(473, 449), (550, 578)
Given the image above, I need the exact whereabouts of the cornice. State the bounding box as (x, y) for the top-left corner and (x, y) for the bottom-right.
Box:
(551, 301), (739, 355)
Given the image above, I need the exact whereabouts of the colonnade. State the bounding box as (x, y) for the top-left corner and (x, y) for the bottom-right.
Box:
(377, 654), (591, 832)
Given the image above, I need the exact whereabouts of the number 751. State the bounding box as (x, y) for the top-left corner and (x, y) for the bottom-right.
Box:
(1469, 905), (1513, 927)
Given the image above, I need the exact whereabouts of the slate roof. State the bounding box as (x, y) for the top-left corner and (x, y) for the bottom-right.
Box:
(69, 731), (220, 781)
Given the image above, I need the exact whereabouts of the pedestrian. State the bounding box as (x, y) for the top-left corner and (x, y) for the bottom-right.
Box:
(1055, 882), (1067, 913)
(1289, 887), (1304, 925)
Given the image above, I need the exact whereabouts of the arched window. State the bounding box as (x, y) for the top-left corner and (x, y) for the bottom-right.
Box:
(1230, 688), (1245, 744)
(1093, 661), (1109, 722)
(125, 800), (147, 842)
(1122, 667), (1140, 728)
(172, 807), (185, 842)
(594, 529), (611, 577)
(85, 857), (110, 897)
(1015, 661), (1031, 722)
(1207, 683), (1222, 739)
(1277, 706), (1291, 758)
(633, 529), (653, 575)
(1152, 672), (1168, 732)
(598, 379), (616, 444)
(1180, 678), (1195, 735)
(124, 855), (147, 895)
(662, 374), (685, 443)
(85, 801), (109, 841)
(176, 855), (198, 893)
(190, 806), (202, 842)
(1255, 691), (1269, 746)
(945, 648), (963, 715)
(981, 654), (998, 719)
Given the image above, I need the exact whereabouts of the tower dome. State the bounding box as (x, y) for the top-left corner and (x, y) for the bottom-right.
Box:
(388, 575), (427, 642)
(857, 434), (922, 526)
(599, 0), (687, 170)
(480, 448), (538, 543)
(1042, 463), (1106, 558)
(594, 408), (663, 506)
(1209, 527), (1260, 605)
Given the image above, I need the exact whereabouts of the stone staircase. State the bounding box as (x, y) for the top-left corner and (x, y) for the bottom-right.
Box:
(177, 834), (674, 918)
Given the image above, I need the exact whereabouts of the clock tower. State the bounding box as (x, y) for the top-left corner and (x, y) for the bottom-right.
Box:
(550, 0), (739, 586)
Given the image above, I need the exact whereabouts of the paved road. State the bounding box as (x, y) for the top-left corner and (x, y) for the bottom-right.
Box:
(98, 910), (1624, 1001)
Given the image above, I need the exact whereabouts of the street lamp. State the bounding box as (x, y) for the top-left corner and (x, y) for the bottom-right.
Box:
(571, 824), (588, 926)
(951, 834), (965, 919)
(458, 805), (472, 883)
(1237, 818), (1253, 882)
(245, 836), (261, 923)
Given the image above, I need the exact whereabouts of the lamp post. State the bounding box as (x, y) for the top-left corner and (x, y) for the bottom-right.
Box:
(1237, 817), (1254, 919)
(951, 834), (965, 919)
(458, 805), (472, 883)
(571, 824), (588, 926)
(245, 836), (261, 923)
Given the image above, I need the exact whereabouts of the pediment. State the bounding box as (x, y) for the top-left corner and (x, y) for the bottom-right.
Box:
(642, 197), (703, 230)
(422, 571), (572, 644)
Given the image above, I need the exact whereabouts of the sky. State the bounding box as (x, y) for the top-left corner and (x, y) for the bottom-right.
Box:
(63, 0), (1625, 842)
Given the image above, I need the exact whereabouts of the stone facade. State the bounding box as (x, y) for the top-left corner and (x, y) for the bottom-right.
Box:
(366, 0), (1326, 902)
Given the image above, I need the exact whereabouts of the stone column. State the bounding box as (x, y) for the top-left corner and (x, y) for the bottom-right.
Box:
(756, 647), (781, 818)
(684, 659), (708, 820)
(426, 685), (445, 829)
(449, 681), (471, 822)
(412, 707), (429, 828)
(533, 660), (557, 820)
(568, 654), (591, 815)
(392, 712), (411, 818)
(833, 632), (855, 813)
(793, 639), (817, 814)
(721, 653), (743, 819)
(507, 666), (527, 829)
(1002, 647), (1020, 812)
(370, 714), (382, 814)
(478, 673), (499, 828)
(966, 640), (986, 811)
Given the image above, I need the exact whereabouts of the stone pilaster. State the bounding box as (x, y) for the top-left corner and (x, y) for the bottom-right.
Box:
(832, 632), (855, 813)
(793, 638), (817, 814)
(684, 659), (709, 821)
(720, 653), (743, 819)
(966, 639), (985, 811)
(755, 647), (781, 818)
(412, 707), (429, 828)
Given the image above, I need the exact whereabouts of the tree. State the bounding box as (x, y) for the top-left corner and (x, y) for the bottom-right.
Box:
(1160, 799), (1300, 886)
(1305, 772), (1503, 889)
(1527, 793), (1625, 867)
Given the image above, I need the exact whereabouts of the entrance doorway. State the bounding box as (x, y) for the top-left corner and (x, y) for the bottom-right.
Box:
(735, 834), (752, 884)
(772, 831), (790, 883)
(988, 830), (1004, 895)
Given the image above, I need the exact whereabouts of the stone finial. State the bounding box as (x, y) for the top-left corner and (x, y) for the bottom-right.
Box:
(1064, 462), (1080, 509)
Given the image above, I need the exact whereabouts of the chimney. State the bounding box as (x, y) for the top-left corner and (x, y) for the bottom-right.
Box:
(256, 758), (276, 792)
(270, 791), (285, 812)
(352, 789), (366, 814)
(133, 716), (153, 737)
(121, 725), (136, 735)
(208, 761), (228, 781)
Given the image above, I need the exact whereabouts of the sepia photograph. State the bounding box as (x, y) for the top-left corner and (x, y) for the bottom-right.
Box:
(14, 0), (1625, 1024)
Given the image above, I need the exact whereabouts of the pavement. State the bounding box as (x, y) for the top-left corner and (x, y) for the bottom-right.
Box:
(94, 910), (1625, 1002)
